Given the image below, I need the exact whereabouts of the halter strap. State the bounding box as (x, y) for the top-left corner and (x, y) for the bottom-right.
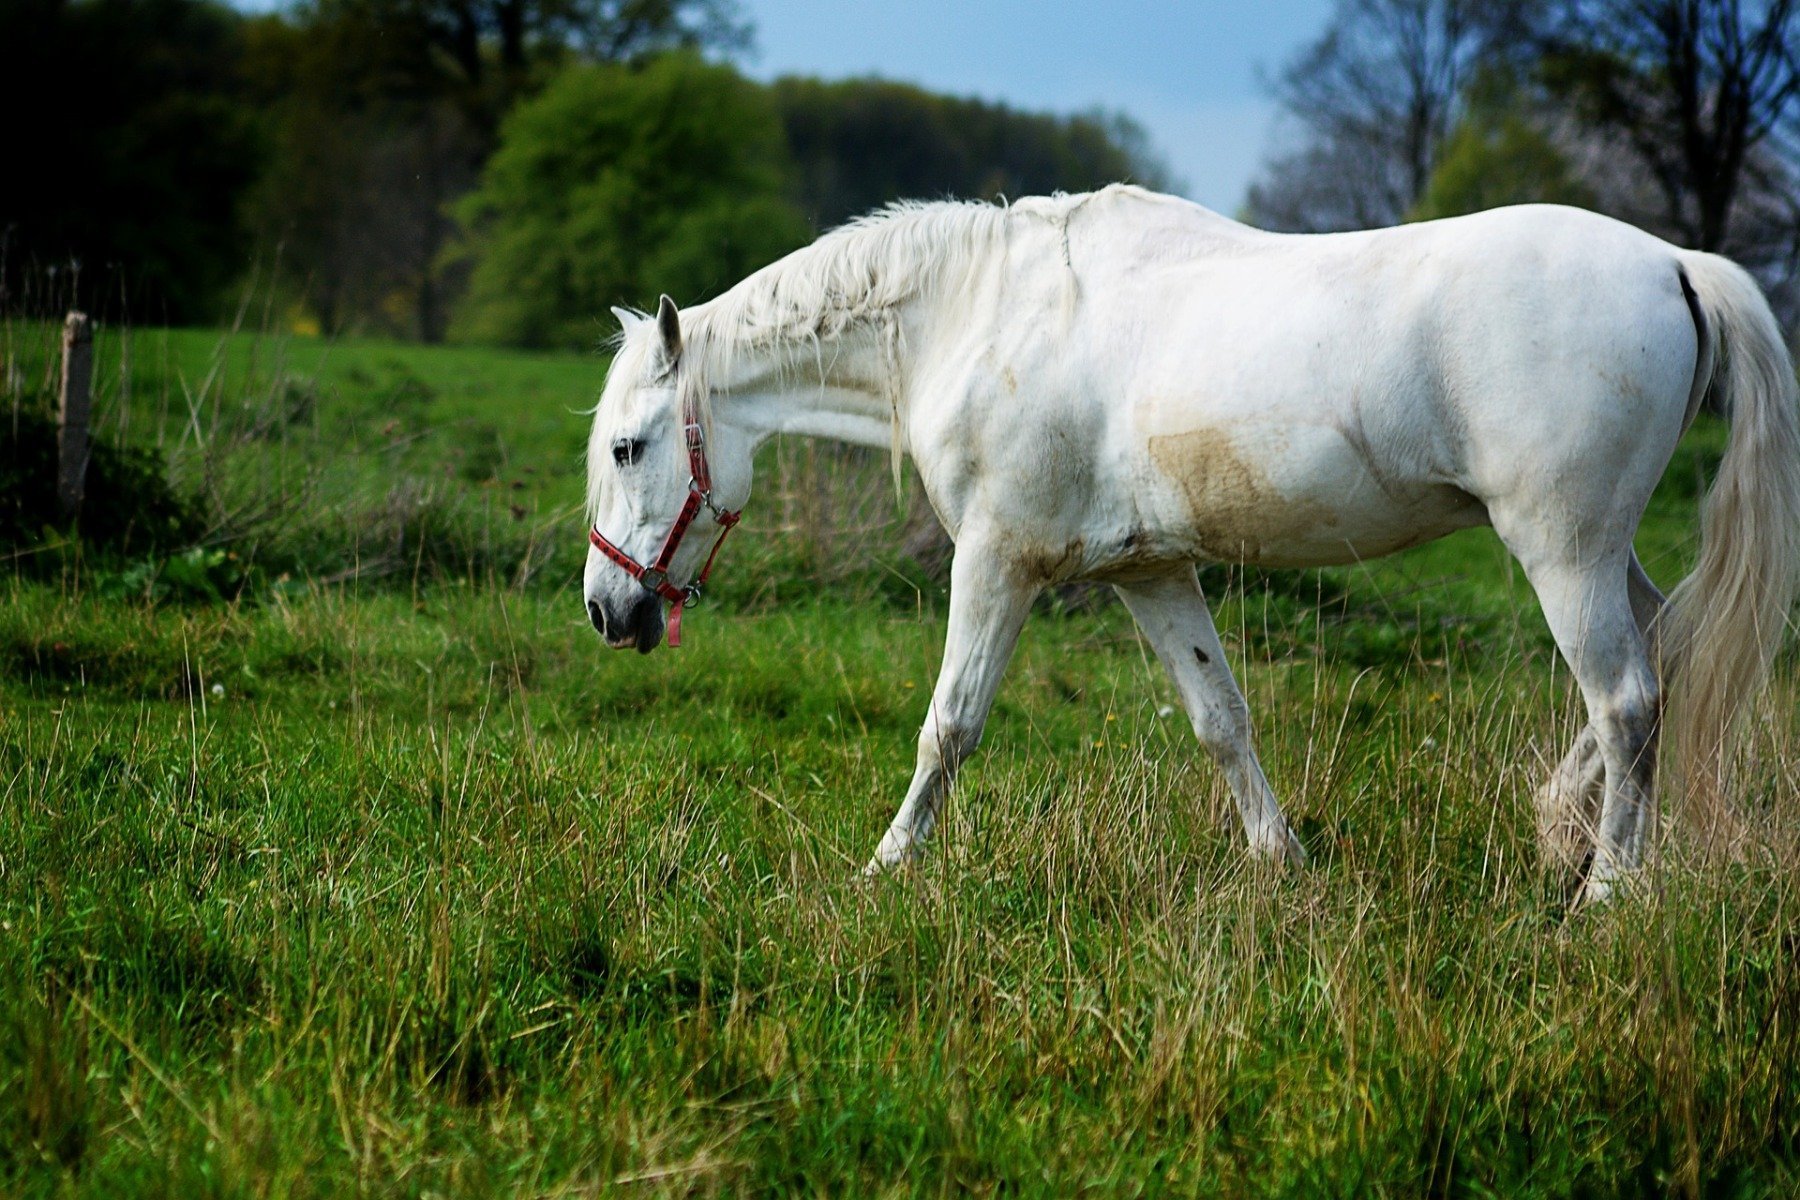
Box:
(588, 392), (740, 647)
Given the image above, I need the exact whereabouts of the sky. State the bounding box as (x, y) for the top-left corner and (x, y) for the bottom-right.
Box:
(742, 1), (1338, 213)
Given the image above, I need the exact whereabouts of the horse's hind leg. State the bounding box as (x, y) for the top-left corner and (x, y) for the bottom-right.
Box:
(1115, 569), (1305, 864)
(1506, 542), (1660, 904)
(1534, 554), (1666, 872)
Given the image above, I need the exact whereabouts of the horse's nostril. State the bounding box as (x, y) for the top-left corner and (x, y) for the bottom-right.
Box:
(587, 600), (606, 634)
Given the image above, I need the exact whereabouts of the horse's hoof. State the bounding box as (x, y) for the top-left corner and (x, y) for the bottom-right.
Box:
(859, 841), (921, 881)
(1575, 876), (1615, 908)
(1251, 829), (1306, 869)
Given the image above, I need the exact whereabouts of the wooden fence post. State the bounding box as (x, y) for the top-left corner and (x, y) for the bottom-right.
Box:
(58, 311), (93, 521)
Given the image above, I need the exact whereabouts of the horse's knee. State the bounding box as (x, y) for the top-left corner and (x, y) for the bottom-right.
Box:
(1190, 695), (1253, 759)
(1594, 678), (1660, 771)
(919, 713), (983, 767)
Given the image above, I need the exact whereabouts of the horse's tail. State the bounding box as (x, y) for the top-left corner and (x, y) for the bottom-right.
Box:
(1659, 251), (1800, 853)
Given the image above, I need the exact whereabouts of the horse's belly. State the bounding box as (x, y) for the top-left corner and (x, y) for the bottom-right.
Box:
(1143, 425), (1483, 568)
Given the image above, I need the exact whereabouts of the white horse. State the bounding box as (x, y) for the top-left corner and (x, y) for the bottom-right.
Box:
(583, 185), (1800, 904)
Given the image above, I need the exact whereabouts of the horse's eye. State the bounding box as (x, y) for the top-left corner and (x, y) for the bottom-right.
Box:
(612, 438), (643, 467)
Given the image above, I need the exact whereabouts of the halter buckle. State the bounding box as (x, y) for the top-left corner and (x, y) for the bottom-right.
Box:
(638, 566), (669, 594)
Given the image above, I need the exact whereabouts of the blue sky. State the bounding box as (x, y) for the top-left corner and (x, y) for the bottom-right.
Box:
(743, 1), (1337, 212)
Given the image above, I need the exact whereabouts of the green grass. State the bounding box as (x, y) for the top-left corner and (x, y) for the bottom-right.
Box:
(0, 326), (1794, 1196)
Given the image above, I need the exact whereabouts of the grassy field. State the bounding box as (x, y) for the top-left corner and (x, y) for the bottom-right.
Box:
(2, 324), (1797, 1196)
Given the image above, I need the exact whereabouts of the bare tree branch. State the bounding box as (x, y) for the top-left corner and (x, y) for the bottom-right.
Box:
(1247, 0), (1512, 231)
(1537, 0), (1800, 250)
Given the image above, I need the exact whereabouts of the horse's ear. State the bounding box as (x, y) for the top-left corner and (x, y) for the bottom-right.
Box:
(656, 294), (682, 363)
(610, 305), (642, 333)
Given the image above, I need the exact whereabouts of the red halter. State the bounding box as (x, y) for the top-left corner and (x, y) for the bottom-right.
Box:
(588, 393), (740, 647)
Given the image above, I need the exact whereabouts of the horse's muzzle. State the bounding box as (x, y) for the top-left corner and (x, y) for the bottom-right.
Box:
(588, 593), (663, 654)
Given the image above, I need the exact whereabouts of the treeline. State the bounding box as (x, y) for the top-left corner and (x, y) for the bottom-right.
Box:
(1244, 0), (1800, 316)
(2, 0), (1168, 347)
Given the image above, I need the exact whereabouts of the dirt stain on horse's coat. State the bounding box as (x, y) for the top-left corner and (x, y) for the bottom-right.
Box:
(1146, 429), (1335, 562)
(1009, 537), (1087, 584)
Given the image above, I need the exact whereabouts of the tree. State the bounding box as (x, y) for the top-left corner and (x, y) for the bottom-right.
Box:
(0, 0), (264, 323)
(1245, 0), (1517, 231)
(774, 77), (1175, 228)
(241, 0), (749, 340)
(348, 0), (750, 94)
(451, 54), (812, 348)
(241, 7), (487, 340)
(1533, 0), (1800, 253)
(1411, 69), (1598, 218)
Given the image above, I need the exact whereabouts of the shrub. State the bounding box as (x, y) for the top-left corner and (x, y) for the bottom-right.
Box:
(452, 53), (813, 348)
(0, 408), (205, 564)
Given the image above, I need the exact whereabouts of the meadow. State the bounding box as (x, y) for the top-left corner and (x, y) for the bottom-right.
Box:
(2, 323), (1797, 1197)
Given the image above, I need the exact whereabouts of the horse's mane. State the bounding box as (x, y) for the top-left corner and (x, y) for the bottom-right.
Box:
(593, 199), (1012, 513)
(678, 198), (1012, 452)
(591, 190), (1163, 518)
(687, 198), (1009, 358)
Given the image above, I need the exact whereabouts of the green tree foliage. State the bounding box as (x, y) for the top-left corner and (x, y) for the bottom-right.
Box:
(340, 0), (750, 93)
(241, 0), (749, 341)
(1, 1), (1171, 345)
(774, 77), (1174, 228)
(240, 4), (490, 340)
(0, 0), (263, 323)
(1411, 73), (1595, 220)
(452, 54), (812, 348)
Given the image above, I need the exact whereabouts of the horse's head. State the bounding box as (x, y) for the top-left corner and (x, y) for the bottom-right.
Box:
(584, 296), (750, 652)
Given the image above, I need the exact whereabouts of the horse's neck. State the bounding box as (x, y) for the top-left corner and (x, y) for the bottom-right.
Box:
(699, 205), (996, 452)
(708, 320), (903, 453)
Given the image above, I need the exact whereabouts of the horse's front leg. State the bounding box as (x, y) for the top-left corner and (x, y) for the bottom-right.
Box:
(865, 544), (1039, 873)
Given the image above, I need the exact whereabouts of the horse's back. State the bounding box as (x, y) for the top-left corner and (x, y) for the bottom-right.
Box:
(1077, 199), (1703, 473)
(1029, 196), (1703, 570)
